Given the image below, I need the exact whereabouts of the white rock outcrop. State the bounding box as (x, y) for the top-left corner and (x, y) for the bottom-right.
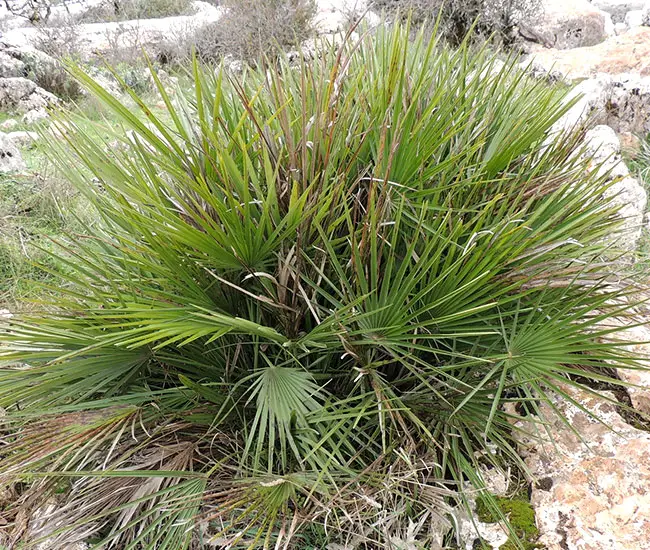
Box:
(511, 386), (650, 550)
(556, 73), (650, 134)
(7, 130), (38, 148)
(625, 8), (645, 26)
(0, 77), (58, 113)
(611, 322), (650, 415)
(0, 44), (58, 79)
(21, 108), (49, 125)
(643, 2), (650, 24)
(591, 0), (648, 22)
(0, 132), (25, 172)
(528, 0), (614, 49)
(523, 26), (650, 78)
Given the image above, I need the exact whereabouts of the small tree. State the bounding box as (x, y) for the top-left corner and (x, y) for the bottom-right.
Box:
(2, 0), (59, 23)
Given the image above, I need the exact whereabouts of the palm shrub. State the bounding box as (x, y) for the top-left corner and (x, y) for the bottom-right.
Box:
(0, 24), (646, 549)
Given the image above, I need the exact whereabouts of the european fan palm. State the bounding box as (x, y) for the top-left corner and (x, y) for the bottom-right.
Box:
(0, 24), (647, 549)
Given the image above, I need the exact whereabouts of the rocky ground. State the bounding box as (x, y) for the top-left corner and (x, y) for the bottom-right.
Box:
(1, 0), (650, 549)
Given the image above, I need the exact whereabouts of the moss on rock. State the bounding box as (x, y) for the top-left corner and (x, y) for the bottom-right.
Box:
(475, 493), (541, 550)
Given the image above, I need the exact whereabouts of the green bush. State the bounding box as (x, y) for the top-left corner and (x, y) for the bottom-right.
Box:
(0, 25), (646, 548)
(77, 0), (195, 22)
(374, 0), (542, 45)
(191, 0), (316, 62)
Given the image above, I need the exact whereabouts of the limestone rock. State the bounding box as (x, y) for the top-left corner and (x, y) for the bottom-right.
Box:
(1, 4), (224, 63)
(528, 0), (613, 49)
(643, 2), (650, 24)
(525, 26), (650, 78)
(512, 385), (650, 550)
(551, 76), (610, 132)
(599, 74), (650, 134)
(0, 44), (57, 80)
(619, 131), (643, 158)
(610, 322), (650, 415)
(583, 125), (647, 252)
(0, 77), (58, 113)
(0, 118), (18, 131)
(452, 497), (509, 550)
(0, 50), (24, 78)
(592, 0), (648, 22)
(625, 8), (645, 26)
(550, 73), (650, 135)
(0, 132), (25, 173)
(614, 21), (629, 33)
(7, 130), (38, 148)
(21, 108), (49, 125)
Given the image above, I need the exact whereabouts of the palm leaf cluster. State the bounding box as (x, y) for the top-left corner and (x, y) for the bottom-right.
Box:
(0, 24), (646, 549)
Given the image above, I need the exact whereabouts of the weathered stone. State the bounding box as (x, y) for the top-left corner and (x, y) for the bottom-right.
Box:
(453, 497), (510, 550)
(0, 132), (25, 173)
(511, 386), (650, 550)
(551, 77), (609, 132)
(0, 77), (58, 113)
(7, 130), (38, 148)
(601, 74), (650, 134)
(643, 2), (650, 24)
(1, 3), (224, 62)
(614, 21), (629, 33)
(592, 0), (648, 22)
(526, 26), (650, 78)
(480, 465), (510, 497)
(0, 45), (58, 80)
(0, 118), (18, 131)
(549, 73), (650, 136)
(619, 131), (643, 158)
(21, 108), (49, 125)
(528, 0), (613, 49)
(0, 51), (24, 78)
(609, 322), (650, 415)
(625, 8), (645, 26)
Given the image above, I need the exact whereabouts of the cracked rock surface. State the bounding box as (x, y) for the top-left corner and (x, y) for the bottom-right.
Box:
(511, 385), (650, 550)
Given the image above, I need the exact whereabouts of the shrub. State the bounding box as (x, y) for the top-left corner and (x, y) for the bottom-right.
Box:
(373, 0), (542, 45)
(33, 20), (83, 61)
(0, 25), (646, 548)
(2, 0), (53, 23)
(77, 0), (195, 22)
(18, 25), (83, 100)
(191, 0), (316, 62)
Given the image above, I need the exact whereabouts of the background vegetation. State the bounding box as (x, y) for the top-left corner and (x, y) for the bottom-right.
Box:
(191, 0), (317, 63)
(373, 0), (542, 45)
